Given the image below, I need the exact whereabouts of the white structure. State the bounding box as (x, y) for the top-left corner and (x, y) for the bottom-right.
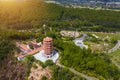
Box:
(33, 50), (59, 63)
(73, 34), (88, 49)
(92, 34), (99, 39)
(17, 55), (24, 61)
(17, 49), (59, 63)
(74, 40), (88, 49)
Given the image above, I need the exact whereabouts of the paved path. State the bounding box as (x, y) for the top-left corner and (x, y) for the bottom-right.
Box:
(56, 60), (99, 80)
(73, 34), (88, 49)
(108, 40), (120, 53)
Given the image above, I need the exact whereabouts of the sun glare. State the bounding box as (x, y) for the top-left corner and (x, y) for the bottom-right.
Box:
(0, 0), (25, 1)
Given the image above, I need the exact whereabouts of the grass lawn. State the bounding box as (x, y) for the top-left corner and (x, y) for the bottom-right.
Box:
(91, 32), (120, 40)
(81, 32), (119, 52)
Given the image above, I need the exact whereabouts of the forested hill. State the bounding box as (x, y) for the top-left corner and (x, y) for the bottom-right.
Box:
(0, 0), (120, 31)
(0, 0), (47, 30)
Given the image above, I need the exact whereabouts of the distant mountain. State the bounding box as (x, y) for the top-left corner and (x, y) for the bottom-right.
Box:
(54, 0), (120, 3)
(51, 0), (120, 9)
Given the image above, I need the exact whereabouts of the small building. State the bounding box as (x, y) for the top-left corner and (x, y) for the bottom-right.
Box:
(19, 44), (31, 53)
(28, 41), (41, 49)
(17, 55), (24, 61)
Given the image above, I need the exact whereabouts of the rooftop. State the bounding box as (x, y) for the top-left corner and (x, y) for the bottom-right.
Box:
(26, 46), (43, 55)
(43, 37), (52, 42)
(20, 44), (29, 51)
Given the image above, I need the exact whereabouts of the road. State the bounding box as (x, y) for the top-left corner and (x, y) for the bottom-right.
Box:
(108, 40), (120, 53)
(56, 60), (99, 80)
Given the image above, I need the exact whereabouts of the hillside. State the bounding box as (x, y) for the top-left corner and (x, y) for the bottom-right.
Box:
(0, 0), (47, 30)
(0, 0), (120, 31)
(0, 0), (120, 80)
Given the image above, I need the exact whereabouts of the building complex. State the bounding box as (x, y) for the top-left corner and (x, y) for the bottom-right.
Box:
(17, 37), (59, 63)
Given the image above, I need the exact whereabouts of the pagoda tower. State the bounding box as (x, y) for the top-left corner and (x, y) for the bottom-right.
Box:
(43, 37), (53, 58)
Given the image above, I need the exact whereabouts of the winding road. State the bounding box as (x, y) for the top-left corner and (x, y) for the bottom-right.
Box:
(56, 60), (99, 80)
(108, 40), (120, 53)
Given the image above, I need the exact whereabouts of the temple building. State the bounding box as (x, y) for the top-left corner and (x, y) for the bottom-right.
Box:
(17, 37), (59, 63)
(34, 37), (59, 63)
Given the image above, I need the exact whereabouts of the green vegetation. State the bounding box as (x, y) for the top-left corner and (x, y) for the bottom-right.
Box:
(109, 49), (120, 67)
(0, 30), (35, 40)
(24, 55), (35, 78)
(41, 76), (47, 80)
(0, 0), (120, 31)
(0, 38), (15, 61)
(82, 32), (120, 52)
(45, 60), (54, 66)
(54, 39), (120, 79)
(32, 63), (38, 69)
(0, 0), (47, 30)
(36, 28), (120, 79)
(0, 0), (120, 80)
(46, 4), (120, 31)
(92, 32), (120, 41)
(25, 56), (85, 80)
(37, 60), (46, 68)
(51, 65), (86, 80)
(45, 4), (120, 31)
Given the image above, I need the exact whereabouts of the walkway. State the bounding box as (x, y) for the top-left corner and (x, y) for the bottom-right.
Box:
(56, 60), (99, 80)
(108, 40), (120, 53)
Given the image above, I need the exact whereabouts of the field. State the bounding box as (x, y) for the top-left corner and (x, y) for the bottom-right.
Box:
(60, 31), (120, 53)
(92, 32), (120, 40)
(80, 32), (120, 53)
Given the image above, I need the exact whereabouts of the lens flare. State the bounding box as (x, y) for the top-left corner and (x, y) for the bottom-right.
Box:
(0, 0), (47, 30)
(0, 0), (25, 1)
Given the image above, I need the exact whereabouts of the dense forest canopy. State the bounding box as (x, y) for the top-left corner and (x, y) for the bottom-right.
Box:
(0, 38), (15, 60)
(46, 3), (120, 31)
(0, 0), (119, 31)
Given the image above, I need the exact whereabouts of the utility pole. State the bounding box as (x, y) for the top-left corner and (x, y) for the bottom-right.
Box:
(43, 24), (46, 36)
(50, 27), (52, 31)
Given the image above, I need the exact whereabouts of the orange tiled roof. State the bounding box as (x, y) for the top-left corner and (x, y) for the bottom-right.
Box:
(30, 41), (37, 45)
(26, 46), (43, 55)
(43, 37), (52, 42)
(20, 44), (29, 51)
